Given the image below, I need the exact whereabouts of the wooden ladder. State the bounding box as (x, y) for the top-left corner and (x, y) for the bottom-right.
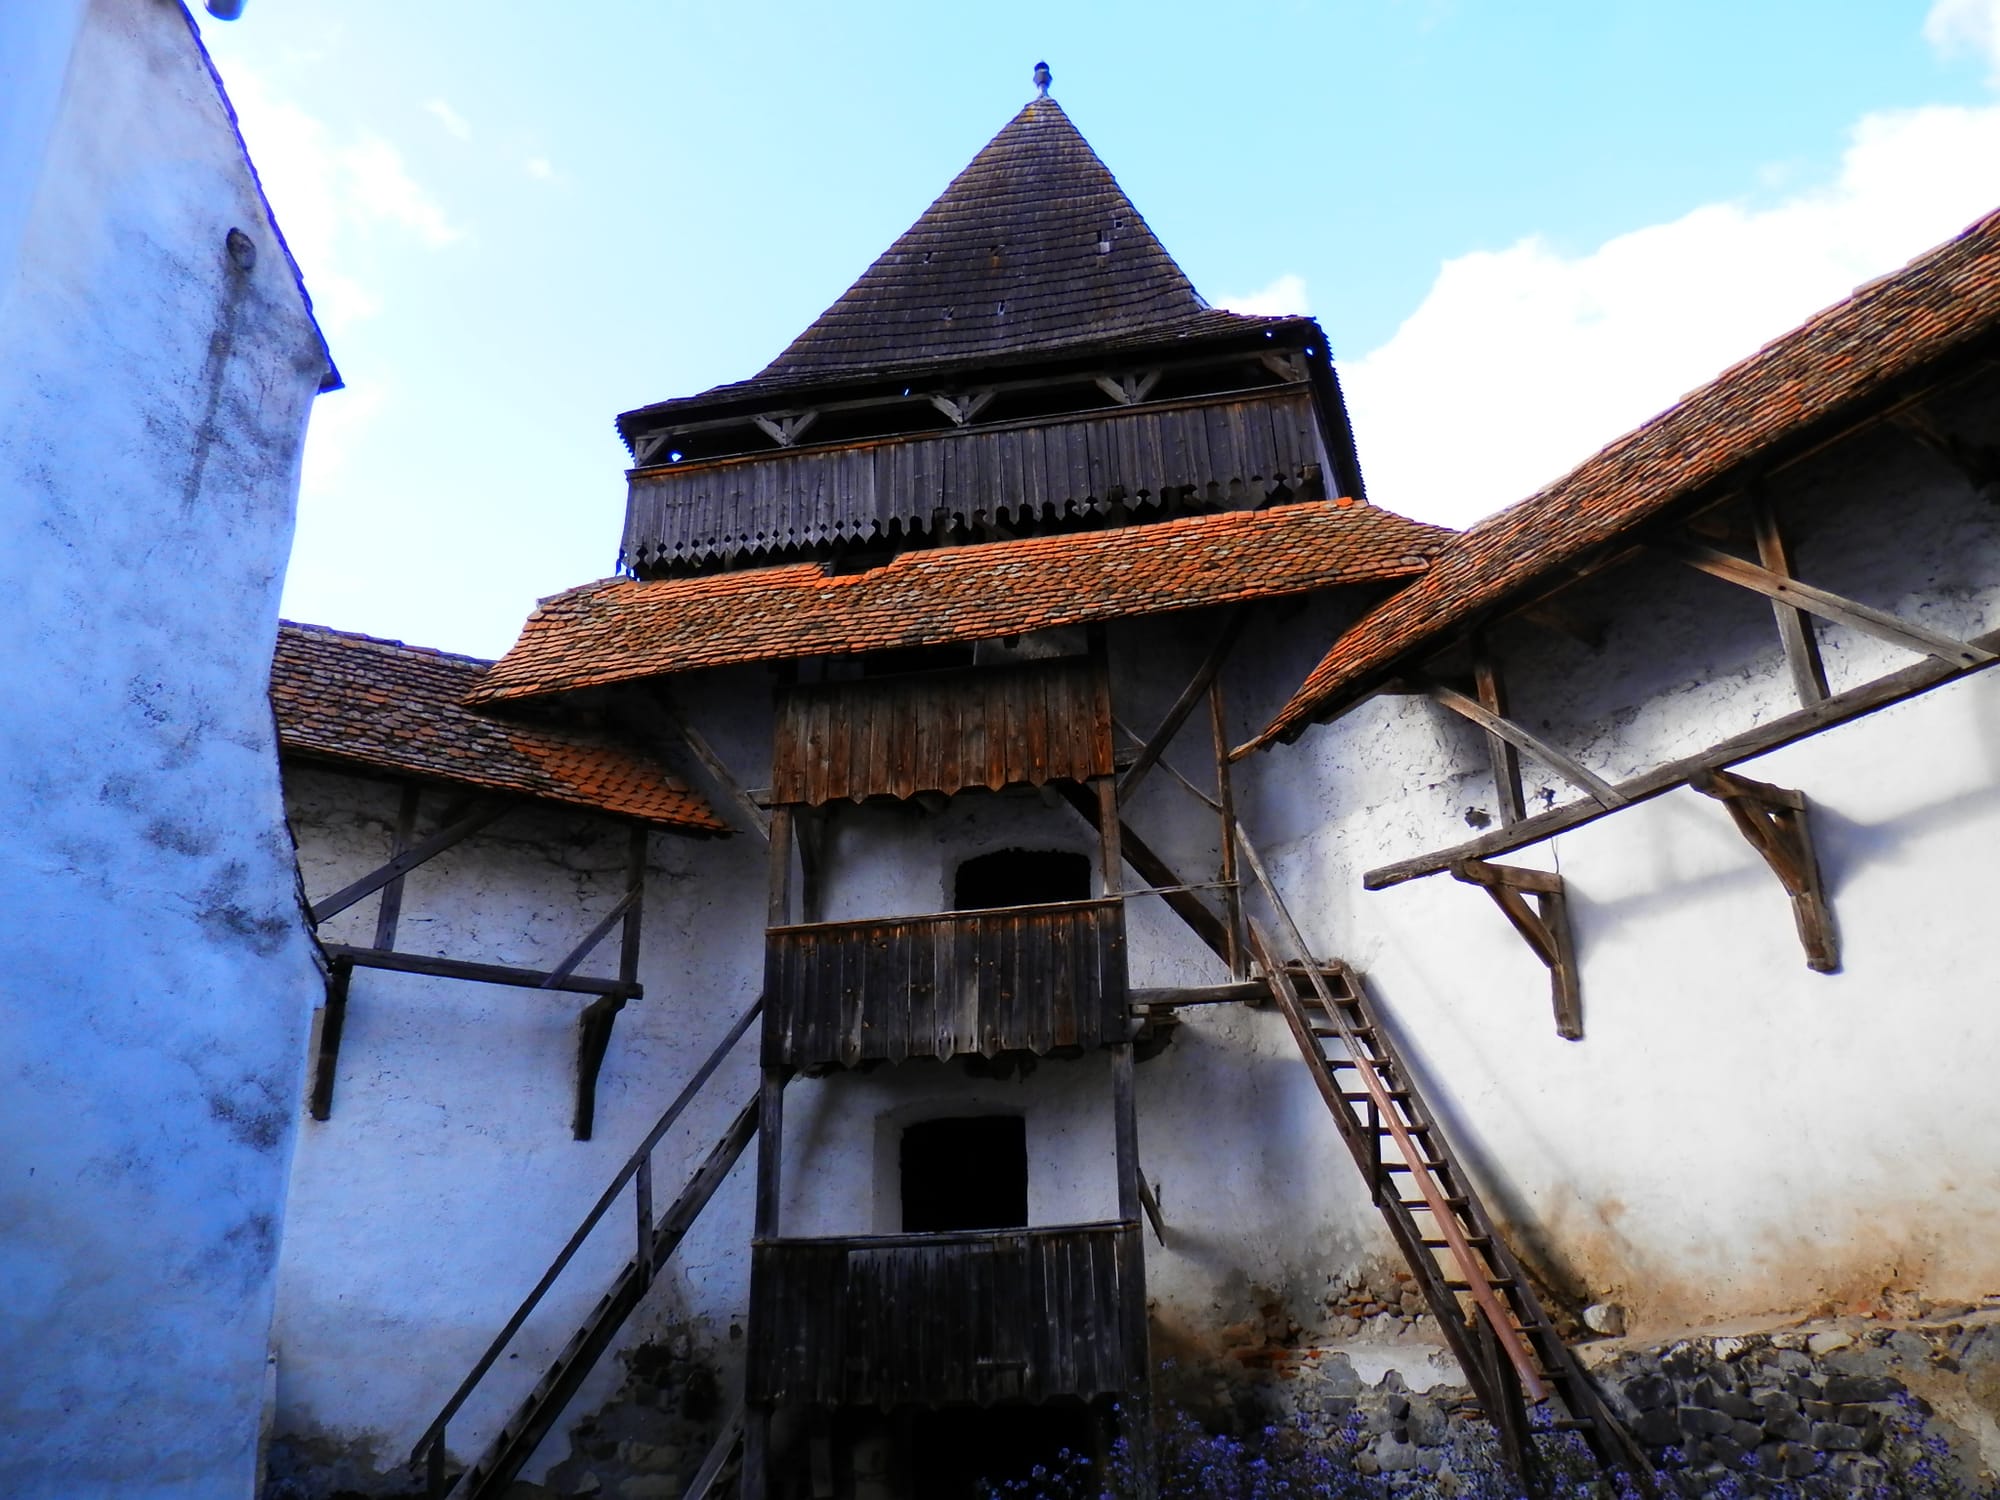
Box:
(412, 1001), (764, 1500)
(1234, 833), (1651, 1490)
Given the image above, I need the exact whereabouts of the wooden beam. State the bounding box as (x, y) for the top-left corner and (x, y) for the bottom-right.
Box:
(308, 958), (352, 1121)
(751, 410), (817, 447)
(928, 390), (994, 426)
(574, 826), (650, 1141)
(1113, 715), (1220, 810)
(1665, 538), (1995, 669)
(1135, 1162), (1166, 1246)
(637, 689), (770, 840)
(308, 800), (509, 924)
(1451, 860), (1583, 1039)
(319, 944), (639, 997)
(1471, 644), (1527, 827)
(1425, 681), (1625, 808)
(1750, 494), (1829, 707)
(1056, 783), (1231, 964)
(1131, 981), (1268, 1009)
(371, 783), (422, 949)
(1209, 677), (1245, 977)
(1364, 621), (2000, 890)
(1118, 609), (1247, 805)
(1691, 770), (1840, 972)
(1093, 369), (1161, 406)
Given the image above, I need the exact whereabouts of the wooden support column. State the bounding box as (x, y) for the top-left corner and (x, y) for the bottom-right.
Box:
(1458, 649), (1584, 1038)
(574, 824), (649, 1141)
(1691, 769), (1840, 972)
(308, 957), (353, 1121)
(1451, 860), (1583, 1039)
(1209, 677), (1245, 978)
(1750, 494), (1829, 708)
(311, 784), (419, 1120)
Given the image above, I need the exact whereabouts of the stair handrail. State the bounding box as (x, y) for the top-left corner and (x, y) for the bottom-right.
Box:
(410, 994), (764, 1470)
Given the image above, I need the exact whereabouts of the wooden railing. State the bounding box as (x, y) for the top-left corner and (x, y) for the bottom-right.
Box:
(763, 898), (1127, 1067)
(747, 1222), (1144, 1408)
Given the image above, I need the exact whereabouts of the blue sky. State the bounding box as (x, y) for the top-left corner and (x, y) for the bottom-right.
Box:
(196, 2), (2000, 658)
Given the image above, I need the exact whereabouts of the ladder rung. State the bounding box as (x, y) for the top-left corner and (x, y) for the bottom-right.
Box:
(1419, 1235), (1489, 1249)
(1443, 1276), (1516, 1291)
(1341, 1089), (1412, 1103)
(1398, 1195), (1469, 1211)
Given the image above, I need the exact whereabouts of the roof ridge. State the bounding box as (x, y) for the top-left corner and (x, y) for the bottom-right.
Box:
(279, 618), (494, 670)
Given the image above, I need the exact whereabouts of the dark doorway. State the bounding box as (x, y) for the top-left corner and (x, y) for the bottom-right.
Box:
(900, 1115), (1027, 1233)
(953, 848), (1090, 910)
(906, 1402), (1096, 1500)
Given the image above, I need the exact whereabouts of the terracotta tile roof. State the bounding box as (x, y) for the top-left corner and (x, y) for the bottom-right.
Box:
(616, 97), (1287, 431)
(272, 623), (726, 833)
(469, 501), (1451, 706)
(1248, 205), (2000, 751)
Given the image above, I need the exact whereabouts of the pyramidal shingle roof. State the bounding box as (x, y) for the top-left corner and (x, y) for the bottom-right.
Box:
(758, 95), (1257, 380)
(622, 96), (1291, 431)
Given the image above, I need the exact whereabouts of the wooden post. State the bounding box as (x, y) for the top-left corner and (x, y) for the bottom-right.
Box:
(575, 825), (650, 1141)
(1472, 643), (1527, 827)
(1208, 677), (1244, 978)
(767, 806), (794, 928)
(308, 958), (353, 1121)
(372, 782), (421, 950)
(1751, 492), (1830, 708)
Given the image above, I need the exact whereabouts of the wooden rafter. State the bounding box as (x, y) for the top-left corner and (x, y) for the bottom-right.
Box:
(1423, 680), (1626, 809)
(1690, 770), (1839, 972)
(1363, 620), (2000, 890)
(1663, 538), (1995, 669)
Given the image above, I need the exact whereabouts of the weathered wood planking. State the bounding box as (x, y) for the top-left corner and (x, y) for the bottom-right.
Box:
(771, 658), (1111, 805)
(747, 1223), (1139, 1407)
(623, 389), (1325, 570)
(763, 899), (1126, 1068)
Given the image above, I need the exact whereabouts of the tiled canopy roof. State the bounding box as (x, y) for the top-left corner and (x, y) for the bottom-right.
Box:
(1247, 204), (2000, 752)
(470, 501), (1450, 706)
(618, 97), (1286, 429)
(272, 623), (725, 833)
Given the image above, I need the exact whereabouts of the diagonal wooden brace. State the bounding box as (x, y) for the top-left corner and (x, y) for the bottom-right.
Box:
(1452, 860), (1583, 1039)
(1691, 770), (1839, 973)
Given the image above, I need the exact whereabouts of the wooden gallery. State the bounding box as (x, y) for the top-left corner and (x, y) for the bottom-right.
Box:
(262, 90), (2000, 1500)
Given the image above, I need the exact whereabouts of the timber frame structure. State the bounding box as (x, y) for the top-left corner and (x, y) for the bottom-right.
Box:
(270, 81), (2000, 1500)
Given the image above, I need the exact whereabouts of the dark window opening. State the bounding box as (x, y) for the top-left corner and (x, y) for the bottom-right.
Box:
(906, 1402), (1096, 1500)
(861, 642), (976, 676)
(901, 1115), (1027, 1233)
(954, 848), (1090, 910)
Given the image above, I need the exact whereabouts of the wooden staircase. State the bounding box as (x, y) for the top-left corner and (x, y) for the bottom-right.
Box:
(1233, 832), (1652, 1491)
(412, 1001), (764, 1500)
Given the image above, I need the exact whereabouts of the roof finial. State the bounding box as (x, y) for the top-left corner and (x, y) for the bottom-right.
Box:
(1033, 61), (1052, 98)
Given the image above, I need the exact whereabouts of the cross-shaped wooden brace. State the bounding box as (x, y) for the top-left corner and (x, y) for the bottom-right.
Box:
(1450, 858), (1583, 1040)
(1690, 769), (1839, 973)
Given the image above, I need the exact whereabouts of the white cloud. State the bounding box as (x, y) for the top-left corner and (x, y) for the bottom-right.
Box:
(1217, 272), (1312, 317)
(223, 67), (463, 331)
(423, 99), (473, 141)
(522, 155), (557, 183)
(1343, 101), (2000, 528)
(1926, 0), (2000, 82)
(340, 136), (463, 249)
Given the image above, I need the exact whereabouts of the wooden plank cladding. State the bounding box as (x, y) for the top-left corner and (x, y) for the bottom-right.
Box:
(747, 1222), (1141, 1407)
(622, 388), (1326, 569)
(764, 898), (1126, 1068)
(771, 658), (1111, 805)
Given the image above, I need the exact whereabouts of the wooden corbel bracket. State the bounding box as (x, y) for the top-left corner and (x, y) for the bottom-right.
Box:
(1690, 769), (1839, 973)
(574, 994), (629, 1141)
(1450, 859), (1583, 1040)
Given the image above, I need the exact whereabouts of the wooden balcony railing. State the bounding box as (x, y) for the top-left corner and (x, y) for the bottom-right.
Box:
(770, 655), (1112, 806)
(763, 898), (1127, 1068)
(747, 1222), (1144, 1408)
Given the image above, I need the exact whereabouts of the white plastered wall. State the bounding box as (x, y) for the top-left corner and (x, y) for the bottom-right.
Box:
(0, 1), (332, 1495)
(1233, 371), (2000, 1341)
